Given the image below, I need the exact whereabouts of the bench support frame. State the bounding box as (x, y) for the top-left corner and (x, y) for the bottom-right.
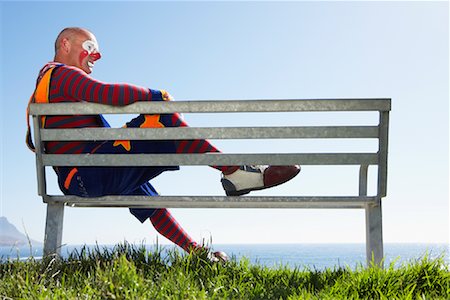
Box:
(30, 99), (390, 267)
(43, 202), (64, 257)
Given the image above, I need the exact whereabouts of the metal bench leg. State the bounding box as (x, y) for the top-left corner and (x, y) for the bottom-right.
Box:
(365, 200), (384, 267)
(360, 165), (384, 267)
(43, 202), (65, 257)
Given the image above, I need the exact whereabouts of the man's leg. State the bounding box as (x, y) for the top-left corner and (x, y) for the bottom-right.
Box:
(122, 113), (239, 174)
(150, 209), (198, 252)
(129, 183), (198, 252)
(122, 113), (300, 195)
(131, 184), (229, 261)
(62, 113), (299, 198)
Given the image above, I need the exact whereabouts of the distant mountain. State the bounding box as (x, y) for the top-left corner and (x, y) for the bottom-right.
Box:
(0, 216), (42, 247)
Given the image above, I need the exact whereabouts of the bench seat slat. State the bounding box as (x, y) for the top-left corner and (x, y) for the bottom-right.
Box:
(44, 195), (377, 209)
(40, 126), (380, 141)
(42, 153), (379, 166)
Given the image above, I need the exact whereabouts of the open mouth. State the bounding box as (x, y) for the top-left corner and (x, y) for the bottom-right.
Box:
(87, 61), (94, 68)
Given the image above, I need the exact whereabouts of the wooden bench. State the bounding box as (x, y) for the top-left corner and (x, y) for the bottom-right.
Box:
(29, 98), (390, 265)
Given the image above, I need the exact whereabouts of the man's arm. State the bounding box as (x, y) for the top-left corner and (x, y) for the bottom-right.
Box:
(50, 65), (165, 105)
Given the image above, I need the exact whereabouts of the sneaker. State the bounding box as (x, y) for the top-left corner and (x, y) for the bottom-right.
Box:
(221, 165), (301, 196)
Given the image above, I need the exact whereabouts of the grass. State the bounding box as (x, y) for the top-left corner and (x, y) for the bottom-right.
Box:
(0, 242), (449, 299)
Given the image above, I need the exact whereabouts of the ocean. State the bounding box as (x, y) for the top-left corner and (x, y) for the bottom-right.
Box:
(1, 243), (448, 270)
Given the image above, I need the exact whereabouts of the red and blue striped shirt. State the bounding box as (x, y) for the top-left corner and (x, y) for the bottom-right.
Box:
(39, 63), (164, 154)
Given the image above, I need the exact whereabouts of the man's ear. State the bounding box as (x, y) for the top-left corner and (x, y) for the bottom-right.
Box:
(61, 38), (71, 53)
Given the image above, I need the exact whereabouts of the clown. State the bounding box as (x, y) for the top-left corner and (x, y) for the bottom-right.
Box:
(27, 27), (300, 262)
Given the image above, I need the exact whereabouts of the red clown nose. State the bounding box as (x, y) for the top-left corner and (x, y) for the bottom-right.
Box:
(90, 52), (101, 61)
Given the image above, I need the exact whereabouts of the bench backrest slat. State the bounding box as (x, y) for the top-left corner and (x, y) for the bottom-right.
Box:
(40, 126), (380, 141)
(41, 153), (380, 167)
(29, 99), (391, 115)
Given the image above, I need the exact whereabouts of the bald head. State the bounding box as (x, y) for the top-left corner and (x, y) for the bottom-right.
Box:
(55, 27), (90, 54)
(53, 27), (101, 74)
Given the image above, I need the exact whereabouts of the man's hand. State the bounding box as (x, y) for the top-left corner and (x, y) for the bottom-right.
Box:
(160, 90), (173, 101)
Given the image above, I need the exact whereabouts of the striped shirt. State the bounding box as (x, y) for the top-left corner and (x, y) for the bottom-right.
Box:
(40, 63), (164, 154)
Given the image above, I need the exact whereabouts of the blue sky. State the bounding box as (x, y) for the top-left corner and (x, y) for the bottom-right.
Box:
(0, 1), (448, 246)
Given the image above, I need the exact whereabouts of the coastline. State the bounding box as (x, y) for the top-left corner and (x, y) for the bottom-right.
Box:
(1, 242), (448, 269)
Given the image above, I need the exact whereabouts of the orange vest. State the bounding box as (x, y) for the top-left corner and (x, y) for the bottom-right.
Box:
(26, 66), (56, 152)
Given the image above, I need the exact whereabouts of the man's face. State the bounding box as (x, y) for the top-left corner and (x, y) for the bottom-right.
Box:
(69, 33), (101, 74)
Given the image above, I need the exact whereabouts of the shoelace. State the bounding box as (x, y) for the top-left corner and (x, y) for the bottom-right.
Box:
(241, 165), (266, 173)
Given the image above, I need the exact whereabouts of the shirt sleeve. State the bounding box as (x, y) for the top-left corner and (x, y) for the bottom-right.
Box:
(51, 65), (164, 105)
